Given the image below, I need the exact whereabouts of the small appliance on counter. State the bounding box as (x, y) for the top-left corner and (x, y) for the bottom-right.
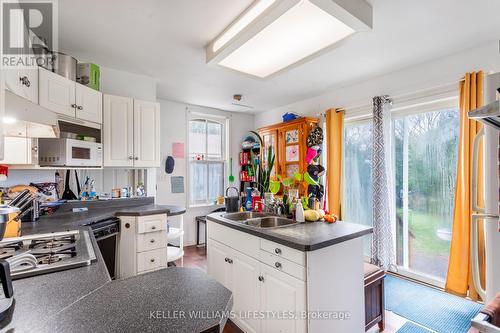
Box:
(224, 187), (240, 213)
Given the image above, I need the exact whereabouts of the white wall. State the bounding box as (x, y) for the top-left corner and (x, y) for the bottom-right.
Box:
(155, 99), (255, 246)
(255, 41), (500, 127)
(100, 66), (157, 102)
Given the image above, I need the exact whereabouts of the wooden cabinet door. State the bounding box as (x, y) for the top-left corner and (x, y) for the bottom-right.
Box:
(133, 99), (160, 167)
(103, 94), (134, 167)
(278, 124), (303, 180)
(75, 84), (102, 123)
(231, 251), (262, 333)
(260, 263), (307, 333)
(39, 67), (76, 117)
(260, 129), (278, 177)
(207, 240), (232, 291)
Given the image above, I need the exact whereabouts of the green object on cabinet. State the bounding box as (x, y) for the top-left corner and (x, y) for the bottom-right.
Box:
(77, 63), (100, 91)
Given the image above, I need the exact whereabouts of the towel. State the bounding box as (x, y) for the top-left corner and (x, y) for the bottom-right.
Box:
(481, 292), (500, 327)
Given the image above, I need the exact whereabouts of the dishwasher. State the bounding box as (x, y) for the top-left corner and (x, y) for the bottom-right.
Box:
(86, 217), (120, 279)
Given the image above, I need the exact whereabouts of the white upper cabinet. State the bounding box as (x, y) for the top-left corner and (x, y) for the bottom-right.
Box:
(39, 67), (102, 123)
(133, 99), (160, 168)
(5, 68), (39, 104)
(39, 67), (76, 117)
(75, 84), (102, 123)
(103, 94), (134, 167)
(0, 137), (37, 165)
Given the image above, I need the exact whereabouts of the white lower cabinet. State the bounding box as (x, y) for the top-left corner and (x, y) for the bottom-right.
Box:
(117, 214), (168, 279)
(207, 238), (306, 333)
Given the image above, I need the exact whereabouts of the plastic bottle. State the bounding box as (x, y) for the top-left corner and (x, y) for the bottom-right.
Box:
(245, 187), (253, 211)
(295, 201), (305, 222)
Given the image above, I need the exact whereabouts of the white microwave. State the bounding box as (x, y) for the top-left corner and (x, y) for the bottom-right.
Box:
(38, 138), (102, 167)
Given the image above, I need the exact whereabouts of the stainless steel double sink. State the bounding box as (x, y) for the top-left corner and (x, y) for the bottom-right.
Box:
(222, 212), (298, 229)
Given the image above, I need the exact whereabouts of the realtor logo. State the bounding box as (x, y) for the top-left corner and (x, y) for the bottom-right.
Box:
(1, 0), (57, 68)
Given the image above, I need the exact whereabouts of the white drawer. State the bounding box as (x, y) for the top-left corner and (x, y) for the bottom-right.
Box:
(259, 250), (306, 281)
(207, 221), (260, 260)
(260, 238), (305, 266)
(137, 231), (167, 252)
(137, 214), (167, 234)
(137, 248), (167, 273)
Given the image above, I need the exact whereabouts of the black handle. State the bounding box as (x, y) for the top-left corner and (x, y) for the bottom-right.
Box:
(258, 276), (264, 282)
(0, 260), (13, 299)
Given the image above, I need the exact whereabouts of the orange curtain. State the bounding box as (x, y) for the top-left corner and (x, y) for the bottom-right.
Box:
(326, 108), (344, 217)
(445, 71), (486, 301)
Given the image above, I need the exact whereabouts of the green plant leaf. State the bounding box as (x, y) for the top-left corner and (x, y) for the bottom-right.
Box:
(294, 172), (303, 182)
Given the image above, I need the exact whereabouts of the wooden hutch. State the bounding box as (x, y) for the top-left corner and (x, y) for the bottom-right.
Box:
(258, 117), (319, 182)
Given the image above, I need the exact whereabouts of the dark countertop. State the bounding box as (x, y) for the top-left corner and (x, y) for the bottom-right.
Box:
(115, 204), (186, 216)
(207, 212), (373, 251)
(37, 268), (232, 333)
(0, 199), (229, 333)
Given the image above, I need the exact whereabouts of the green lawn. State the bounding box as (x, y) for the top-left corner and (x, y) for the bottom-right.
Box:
(398, 209), (452, 258)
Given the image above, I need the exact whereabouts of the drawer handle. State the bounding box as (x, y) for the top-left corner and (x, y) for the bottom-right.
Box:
(258, 275), (264, 282)
(275, 262), (282, 269)
(150, 258), (155, 263)
(151, 226), (157, 230)
(150, 239), (155, 243)
(275, 248), (282, 254)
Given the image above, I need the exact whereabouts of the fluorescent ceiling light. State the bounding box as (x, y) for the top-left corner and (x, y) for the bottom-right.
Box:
(207, 0), (372, 78)
(213, 0), (276, 53)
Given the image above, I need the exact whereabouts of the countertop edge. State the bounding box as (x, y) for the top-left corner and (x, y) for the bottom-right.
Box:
(206, 215), (372, 251)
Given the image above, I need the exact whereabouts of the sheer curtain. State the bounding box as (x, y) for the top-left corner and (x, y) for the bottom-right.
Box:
(372, 95), (396, 270)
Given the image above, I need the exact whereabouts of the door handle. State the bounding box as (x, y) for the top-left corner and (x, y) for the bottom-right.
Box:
(471, 129), (485, 213)
(471, 214), (498, 301)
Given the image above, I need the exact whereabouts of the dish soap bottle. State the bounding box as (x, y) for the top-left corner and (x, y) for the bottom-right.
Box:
(245, 187), (253, 211)
(295, 201), (305, 222)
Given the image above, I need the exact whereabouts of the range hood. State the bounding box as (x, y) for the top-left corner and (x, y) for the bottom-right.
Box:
(4, 90), (60, 138)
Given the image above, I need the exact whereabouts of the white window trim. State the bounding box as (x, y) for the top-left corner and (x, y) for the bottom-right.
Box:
(186, 111), (230, 208)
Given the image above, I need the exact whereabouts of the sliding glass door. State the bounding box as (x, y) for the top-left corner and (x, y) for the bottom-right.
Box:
(393, 108), (459, 284)
(342, 103), (460, 286)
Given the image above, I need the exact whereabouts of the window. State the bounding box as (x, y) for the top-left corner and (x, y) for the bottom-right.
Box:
(343, 120), (373, 256)
(189, 118), (225, 206)
(394, 108), (459, 281)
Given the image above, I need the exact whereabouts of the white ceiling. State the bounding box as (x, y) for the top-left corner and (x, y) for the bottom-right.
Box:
(58, 0), (500, 113)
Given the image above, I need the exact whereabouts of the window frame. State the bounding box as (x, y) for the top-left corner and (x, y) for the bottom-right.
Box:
(187, 115), (228, 207)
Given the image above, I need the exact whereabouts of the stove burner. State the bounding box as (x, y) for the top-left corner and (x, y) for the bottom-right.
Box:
(38, 255), (63, 265)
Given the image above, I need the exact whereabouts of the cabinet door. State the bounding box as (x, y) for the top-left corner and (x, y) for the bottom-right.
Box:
(260, 263), (307, 333)
(0, 137), (29, 164)
(231, 251), (262, 333)
(103, 94), (134, 167)
(133, 100), (160, 167)
(5, 68), (38, 103)
(207, 240), (232, 290)
(75, 84), (102, 123)
(39, 67), (76, 117)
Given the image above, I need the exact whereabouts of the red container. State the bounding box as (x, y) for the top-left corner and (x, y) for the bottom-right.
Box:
(252, 196), (262, 212)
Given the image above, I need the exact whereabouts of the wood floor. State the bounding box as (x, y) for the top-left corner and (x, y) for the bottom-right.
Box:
(176, 245), (477, 333)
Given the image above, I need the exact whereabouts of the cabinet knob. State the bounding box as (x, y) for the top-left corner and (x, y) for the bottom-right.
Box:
(258, 276), (264, 282)
(150, 258), (155, 263)
(125, 223), (130, 228)
(150, 239), (155, 243)
(227, 258), (233, 264)
(32, 146), (38, 152)
(77, 105), (83, 110)
(275, 248), (282, 254)
(275, 262), (282, 269)
(19, 76), (30, 87)
(151, 226), (156, 230)
(128, 156), (134, 160)
(134, 157), (139, 160)
(71, 104), (77, 108)
(224, 257), (228, 262)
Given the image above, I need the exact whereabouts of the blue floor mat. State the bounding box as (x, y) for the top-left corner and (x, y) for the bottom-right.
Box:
(397, 322), (434, 333)
(385, 275), (483, 333)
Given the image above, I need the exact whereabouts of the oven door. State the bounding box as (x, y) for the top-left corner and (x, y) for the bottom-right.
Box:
(65, 139), (102, 167)
(92, 220), (119, 279)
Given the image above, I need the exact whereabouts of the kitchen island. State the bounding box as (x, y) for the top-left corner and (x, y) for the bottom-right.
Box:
(206, 212), (373, 333)
(0, 198), (231, 333)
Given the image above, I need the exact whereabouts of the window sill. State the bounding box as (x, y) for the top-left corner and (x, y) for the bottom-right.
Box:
(189, 203), (225, 209)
